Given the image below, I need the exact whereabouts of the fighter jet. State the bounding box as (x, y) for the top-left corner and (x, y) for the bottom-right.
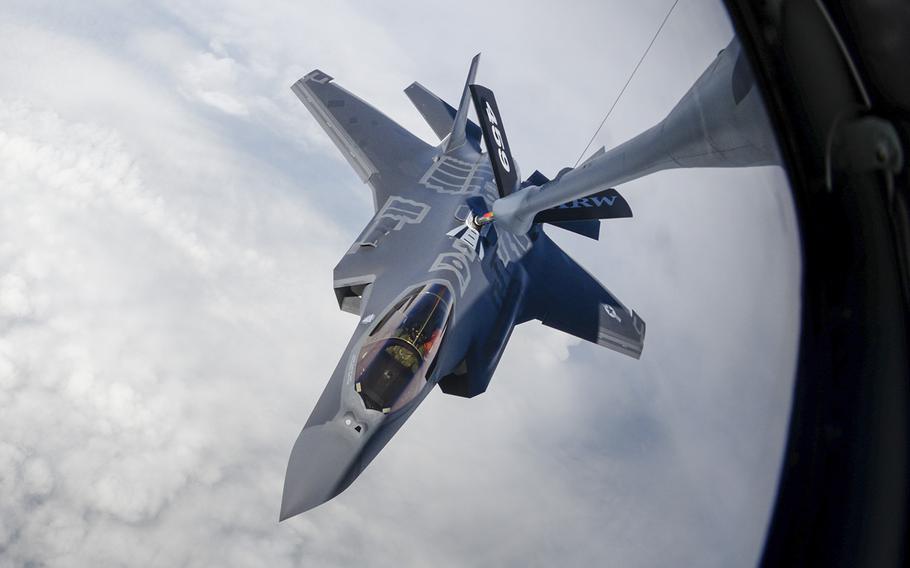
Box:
(280, 55), (646, 520)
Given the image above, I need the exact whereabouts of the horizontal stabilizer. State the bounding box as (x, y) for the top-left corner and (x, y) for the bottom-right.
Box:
(523, 234), (645, 358)
(404, 82), (481, 144)
(533, 188), (632, 224)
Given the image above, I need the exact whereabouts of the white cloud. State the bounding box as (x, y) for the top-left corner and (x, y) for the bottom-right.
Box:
(0, 85), (350, 565)
(179, 52), (249, 116)
(0, 274), (32, 319)
(22, 457), (55, 497)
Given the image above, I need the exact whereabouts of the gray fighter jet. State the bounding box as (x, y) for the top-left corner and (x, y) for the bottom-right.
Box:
(280, 55), (647, 520)
(281, 37), (775, 519)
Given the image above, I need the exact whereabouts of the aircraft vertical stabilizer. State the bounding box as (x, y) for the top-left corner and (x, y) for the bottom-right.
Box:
(443, 54), (481, 154)
(404, 82), (482, 144)
(470, 84), (519, 197)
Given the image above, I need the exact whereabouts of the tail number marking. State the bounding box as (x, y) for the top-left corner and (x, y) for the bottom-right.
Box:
(484, 101), (511, 173)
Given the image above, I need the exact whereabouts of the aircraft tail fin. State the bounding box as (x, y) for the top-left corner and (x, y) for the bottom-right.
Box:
(521, 232), (645, 359)
(405, 82), (482, 144)
(443, 54), (481, 154)
(469, 83), (519, 197)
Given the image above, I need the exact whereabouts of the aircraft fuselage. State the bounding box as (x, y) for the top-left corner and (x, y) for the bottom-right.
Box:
(280, 147), (538, 518)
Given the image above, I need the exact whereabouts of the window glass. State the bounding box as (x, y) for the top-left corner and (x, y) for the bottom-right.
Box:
(357, 284), (453, 412)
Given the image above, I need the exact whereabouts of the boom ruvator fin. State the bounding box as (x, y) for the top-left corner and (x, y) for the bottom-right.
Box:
(526, 169), (634, 240)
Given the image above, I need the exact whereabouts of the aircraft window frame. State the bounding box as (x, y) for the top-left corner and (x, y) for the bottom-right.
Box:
(356, 284), (453, 413)
(369, 286), (423, 338)
(424, 309), (454, 380)
(392, 289), (451, 356)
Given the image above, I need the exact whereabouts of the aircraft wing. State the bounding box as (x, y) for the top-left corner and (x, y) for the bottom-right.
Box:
(404, 81), (482, 144)
(330, 193), (435, 315)
(292, 70), (435, 211)
(523, 233), (646, 359)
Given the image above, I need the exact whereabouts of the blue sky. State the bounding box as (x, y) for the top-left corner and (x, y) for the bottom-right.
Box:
(0, 1), (800, 566)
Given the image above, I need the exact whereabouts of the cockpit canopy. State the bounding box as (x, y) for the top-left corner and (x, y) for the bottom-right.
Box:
(355, 284), (453, 414)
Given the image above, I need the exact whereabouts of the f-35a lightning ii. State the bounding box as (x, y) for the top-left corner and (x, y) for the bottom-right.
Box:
(279, 55), (646, 520)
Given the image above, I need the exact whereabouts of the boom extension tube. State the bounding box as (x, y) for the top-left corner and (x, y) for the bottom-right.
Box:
(492, 37), (779, 235)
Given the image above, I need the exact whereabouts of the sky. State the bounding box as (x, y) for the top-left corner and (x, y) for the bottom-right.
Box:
(0, 1), (801, 566)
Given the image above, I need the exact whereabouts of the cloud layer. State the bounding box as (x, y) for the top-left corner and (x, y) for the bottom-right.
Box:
(0, 1), (800, 566)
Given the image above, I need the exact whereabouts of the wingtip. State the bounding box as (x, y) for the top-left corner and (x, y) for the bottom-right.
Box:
(469, 53), (481, 74)
(293, 69), (333, 89)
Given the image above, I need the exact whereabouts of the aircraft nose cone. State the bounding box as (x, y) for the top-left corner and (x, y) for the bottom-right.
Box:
(279, 422), (361, 521)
